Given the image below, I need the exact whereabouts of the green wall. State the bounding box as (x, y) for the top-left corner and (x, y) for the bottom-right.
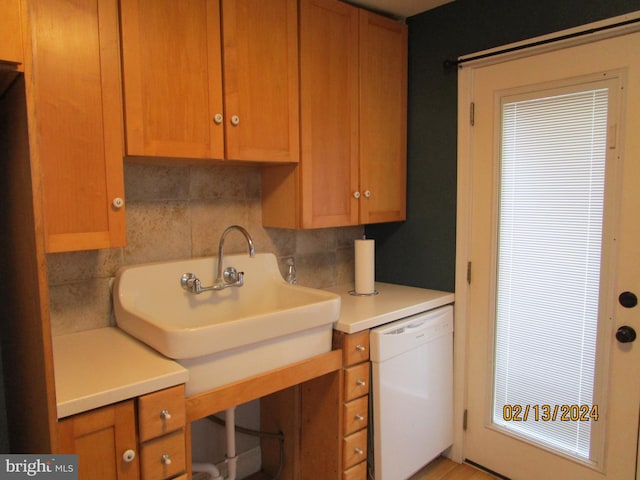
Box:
(366, 0), (639, 292)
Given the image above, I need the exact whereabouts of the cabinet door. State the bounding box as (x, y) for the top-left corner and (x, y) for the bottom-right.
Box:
(28, 0), (126, 252)
(58, 401), (139, 480)
(358, 11), (407, 224)
(299, 0), (359, 227)
(120, 0), (224, 159)
(0, 0), (23, 64)
(222, 0), (299, 162)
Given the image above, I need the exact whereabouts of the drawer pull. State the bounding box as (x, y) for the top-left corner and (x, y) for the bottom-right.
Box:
(122, 449), (136, 463)
(160, 409), (172, 421)
(354, 447), (364, 456)
(355, 413), (365, 421)
(356, 379), (366, 387)
(355, 344), (366, 352)
(161, 454), (172, 465)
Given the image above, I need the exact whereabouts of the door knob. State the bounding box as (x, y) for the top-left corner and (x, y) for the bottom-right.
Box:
(618, 291), (638, 308)
(615, 326), (636, 343)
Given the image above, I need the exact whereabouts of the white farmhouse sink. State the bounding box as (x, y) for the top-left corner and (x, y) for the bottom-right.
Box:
(113, 253), (340, 396)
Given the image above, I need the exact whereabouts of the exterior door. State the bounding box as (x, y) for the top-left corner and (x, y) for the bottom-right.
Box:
(459, 29), (640, 479)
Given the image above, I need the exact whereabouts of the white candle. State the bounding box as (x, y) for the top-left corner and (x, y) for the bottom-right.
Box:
(355, 239), (375, 294)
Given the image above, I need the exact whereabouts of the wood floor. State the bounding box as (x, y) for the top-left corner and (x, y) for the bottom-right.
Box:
(408, 457), (499, 480)
(237, 456), (499, 480)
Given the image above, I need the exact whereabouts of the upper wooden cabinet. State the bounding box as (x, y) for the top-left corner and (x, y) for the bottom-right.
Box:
(262, 0), (407, 228)
(299, 0), (359, 228)
(119, 0), (224, 159)
(0, 0), (23, 65)
(358, 9), (407, 224)
(120, 0), (300, 163)
(27, 0), (127, 252)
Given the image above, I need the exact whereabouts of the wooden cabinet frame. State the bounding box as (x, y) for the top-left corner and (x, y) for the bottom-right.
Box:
(120, 0), (299, 163)
(262, 0), (407, 229)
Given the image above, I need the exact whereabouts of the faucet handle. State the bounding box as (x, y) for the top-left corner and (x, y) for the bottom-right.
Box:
(223, 267), (242, 285)
(180, 273), (198, 292)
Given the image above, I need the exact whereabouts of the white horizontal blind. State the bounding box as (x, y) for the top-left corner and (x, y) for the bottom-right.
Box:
(493, 87), (609, 459)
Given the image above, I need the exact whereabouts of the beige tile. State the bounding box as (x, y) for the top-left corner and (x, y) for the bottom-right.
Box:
(336, 246), (355, 286)
(49, 278), (113, 335)
(295, 228), (337, 255)
(48, 164), (360, 334)
(336, 225), (365, 248)
(295, 252), (336, 289)
(47, 249), (123, 285)
(124, 162), (189, 201)
(124, 201), (191, 264)
(190, 164), (260, 200)
(190, 199), (251, 257)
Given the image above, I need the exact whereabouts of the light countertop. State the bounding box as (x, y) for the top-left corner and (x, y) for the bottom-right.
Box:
(53, 327), (188, 419)
(326, 282), (454, 333)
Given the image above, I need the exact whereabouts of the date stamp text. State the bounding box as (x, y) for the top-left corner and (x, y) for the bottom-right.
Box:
(502, 404), (599, 422)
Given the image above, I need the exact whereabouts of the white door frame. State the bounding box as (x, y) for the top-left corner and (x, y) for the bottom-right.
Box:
(451, 10), (640, 465)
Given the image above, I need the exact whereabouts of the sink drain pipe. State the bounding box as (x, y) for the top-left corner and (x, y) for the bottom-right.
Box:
(205, 408), (285, 480)
(226, 407), (238, 480)
(191, 462), (222, 479)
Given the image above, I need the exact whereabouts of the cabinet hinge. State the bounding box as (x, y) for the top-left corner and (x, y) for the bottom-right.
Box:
(470, 102), (475, 126)
(463, 409), (468, 431)
(466, 261), (472, 284)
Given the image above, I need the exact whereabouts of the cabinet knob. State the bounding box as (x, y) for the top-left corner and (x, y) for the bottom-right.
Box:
(356, 379), (366, 387)
(355, 344), (366, 352)
(160, 409), (172, 421)
(112, 197), (124, 209)
(213, 113), (223, 124)
(353, 191), (361, 199)
(354, 447), (364, 456)
(161, 454), (172, 465)
(363, 190), (371, 198)
(355, 413), (365, 421)
(122, 449), (136, 463)
(231, 115), (240, 126)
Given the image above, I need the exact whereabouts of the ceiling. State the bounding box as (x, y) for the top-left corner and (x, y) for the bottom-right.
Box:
(349, 0), (454, 18)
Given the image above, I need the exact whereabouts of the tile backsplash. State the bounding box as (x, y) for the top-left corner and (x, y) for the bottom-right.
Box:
(47, 162), (363, 336)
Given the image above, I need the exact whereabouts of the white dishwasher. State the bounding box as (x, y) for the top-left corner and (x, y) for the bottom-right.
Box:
(370, 304), (454, 480)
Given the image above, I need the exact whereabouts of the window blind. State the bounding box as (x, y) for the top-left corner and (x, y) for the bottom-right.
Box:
(493, 88), (609, 459)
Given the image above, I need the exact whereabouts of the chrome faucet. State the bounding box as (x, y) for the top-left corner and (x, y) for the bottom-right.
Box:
(214, 225), (255, 285)
(180, 225), (255, 294)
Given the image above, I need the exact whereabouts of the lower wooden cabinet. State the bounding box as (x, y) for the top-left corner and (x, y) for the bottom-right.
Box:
(58, 400), (140, 480)
(139, 430), (186, 480)
(333, 330), (370, 479)
(137, 385), (187, 480)
(343, 461), (368, 480)
(57, 385), (186, 480)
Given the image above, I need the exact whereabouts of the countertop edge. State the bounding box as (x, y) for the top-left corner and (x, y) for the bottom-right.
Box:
(328, 282), (455, 333)
(53, 327), (188, 419)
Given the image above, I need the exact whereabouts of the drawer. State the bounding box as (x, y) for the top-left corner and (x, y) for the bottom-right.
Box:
(343, 460), (367, 480)
(342, 428), (367, 470)
(138, 385), (185, 442)
(343, 396), (368, 436)
(344, 362), (370, 401)
(140, 430), (186, 480)
(342, 331), (370, 366)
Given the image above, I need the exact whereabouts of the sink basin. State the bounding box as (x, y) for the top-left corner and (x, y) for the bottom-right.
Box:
(113, 253), (341, 395)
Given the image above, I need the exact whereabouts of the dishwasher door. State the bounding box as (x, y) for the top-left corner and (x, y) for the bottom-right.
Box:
(370, 305), (454, 480)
